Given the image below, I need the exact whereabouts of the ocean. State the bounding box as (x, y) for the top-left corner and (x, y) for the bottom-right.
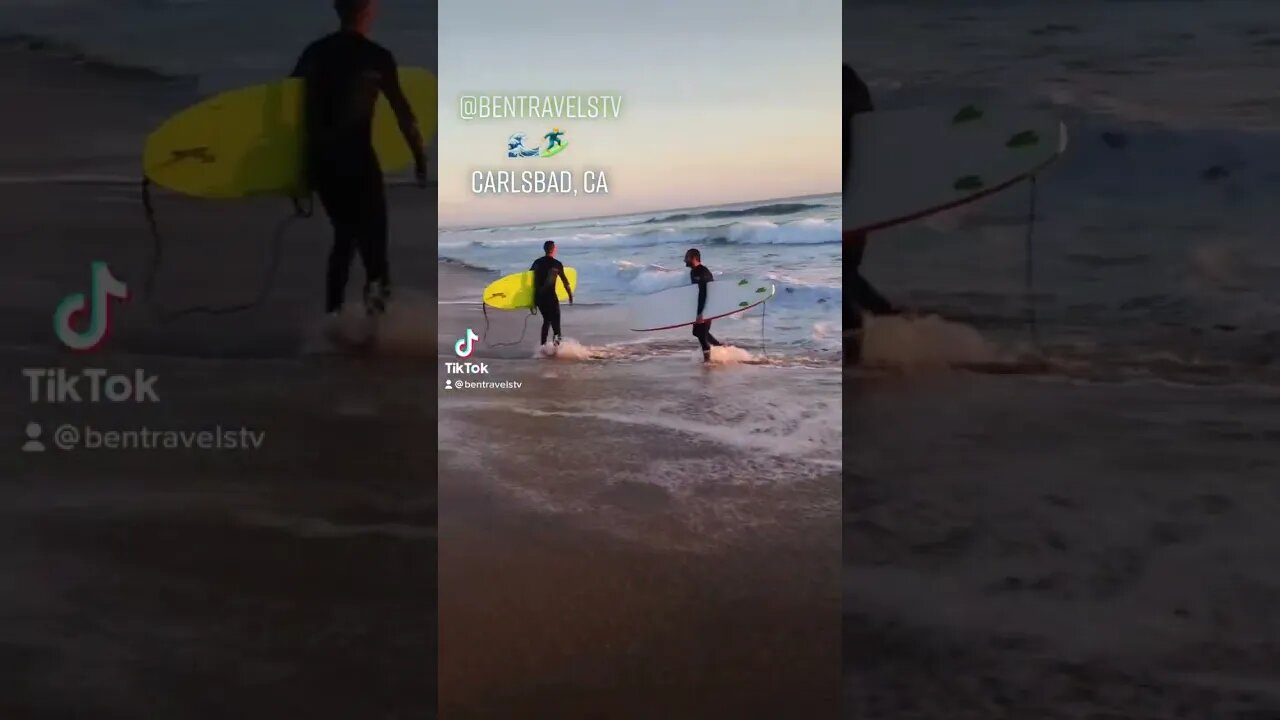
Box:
(0, 0), (437, 92)
(434, 198), (842, 716)
(0, 5), (448, 718)
(8, 0), (1280, 714)
(846, 1), (1280, 716)
(439, 195), (843, 361)
(0, 0), (437, 180)
(849, 0), (1280, 379)
(0, 3), (842, 716)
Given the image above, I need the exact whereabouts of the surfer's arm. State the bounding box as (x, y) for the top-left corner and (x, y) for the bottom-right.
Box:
(290, 47), (323, 151)
(558, 268), (573, 303)
(380, 53), (427, 176)
(693, 267), (712, 316)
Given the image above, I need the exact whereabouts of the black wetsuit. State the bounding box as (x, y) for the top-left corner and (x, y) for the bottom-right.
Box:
(844, 65), (874, 189)
(292, 31), (410, 314)
(844, 65), (893, 363)
(530, 255), (570, 344)
(691, 264), (722, 358)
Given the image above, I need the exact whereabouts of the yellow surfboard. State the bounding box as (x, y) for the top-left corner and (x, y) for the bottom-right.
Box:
(143, 67), (437, 199)
(483, 268), (578, 310)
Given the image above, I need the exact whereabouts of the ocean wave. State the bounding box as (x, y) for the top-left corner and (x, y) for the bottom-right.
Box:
(437, 229), (680, 251)
(647, 201), (828, 224)
(574, 260), (841, 310)
(726, 218), (840, 245)
(439, 217), (841, 252)
(772, 282), (842, 307)
(604, 261), (687, 294)
(0, 32), (195, 85)
(441, 255), (839, 312)
(948, 105), (1280, 208)
(858, 102), (1280, 250)
(438, 256), (496, 274)
(0, 173), (139, 186)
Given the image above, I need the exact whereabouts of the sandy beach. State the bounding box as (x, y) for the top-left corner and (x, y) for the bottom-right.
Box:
(845, 2), (1280, 716)
(434, 0), (844, 712)
(437, 263), (842, 717)
(2, 49), (440, 718)
(846, 370), (1280, 718)
(4, 39), (842, 718)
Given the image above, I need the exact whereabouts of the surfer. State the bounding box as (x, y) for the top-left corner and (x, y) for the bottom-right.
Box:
(685, 248), (723, 362)
(544, 128), (565, 149)
(844, 64), (898, 363)
(530, 241), (574, 347)
(291, 0), (428, 323)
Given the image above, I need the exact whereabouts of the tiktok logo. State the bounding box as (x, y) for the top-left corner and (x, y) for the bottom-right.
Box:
(454, 328), (479, 358)
(53, 261), (130, 352)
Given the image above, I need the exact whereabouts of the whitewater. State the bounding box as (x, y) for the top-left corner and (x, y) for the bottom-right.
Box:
(439, 194), (843, 359)
(846, 2), (1280, 718)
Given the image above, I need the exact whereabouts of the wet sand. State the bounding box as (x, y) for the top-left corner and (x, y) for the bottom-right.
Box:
(2, 54), (439, 718)
(844, 368), (1280, 718)
(1, 344), (440, 719)
(4, 48), (842, 718)
(437, 265), (842, 717)
(439, 473), (839, 719)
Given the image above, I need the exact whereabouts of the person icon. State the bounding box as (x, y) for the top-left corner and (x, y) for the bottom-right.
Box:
(544, 127), (565, 149)
(22, 422), (45, 452)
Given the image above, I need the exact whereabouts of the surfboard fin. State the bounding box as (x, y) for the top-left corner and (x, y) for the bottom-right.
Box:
(952, 105), (984, 124)
(1006, 130), (1041, 148)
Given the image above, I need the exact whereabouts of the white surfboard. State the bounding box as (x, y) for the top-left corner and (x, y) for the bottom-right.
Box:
(845, 105), (1067, 235)
(628, 279), (776, 332)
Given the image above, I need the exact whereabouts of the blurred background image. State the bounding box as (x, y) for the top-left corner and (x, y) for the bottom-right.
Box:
(845, 1), (1280, 717)
(2, 2), (439, 717)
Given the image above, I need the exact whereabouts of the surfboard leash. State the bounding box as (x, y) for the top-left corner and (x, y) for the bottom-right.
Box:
(480, 301), (537, 348)
(1024, 175), (1042, 351)
(140, 178), (312, 323)
(760, 299), (768, 360)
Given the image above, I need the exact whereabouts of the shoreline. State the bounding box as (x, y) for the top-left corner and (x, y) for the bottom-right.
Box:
(1, 48), (440, 719)
(4, 45), (843, 718)
(437, 255), (843, 715)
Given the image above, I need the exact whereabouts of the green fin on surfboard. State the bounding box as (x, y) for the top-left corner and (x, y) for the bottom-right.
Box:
(952, 105), (984, 124)
(1006, 130), (1040, 148)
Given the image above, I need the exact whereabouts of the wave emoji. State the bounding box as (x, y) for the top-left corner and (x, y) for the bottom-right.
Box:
(506, 132), (542, 158)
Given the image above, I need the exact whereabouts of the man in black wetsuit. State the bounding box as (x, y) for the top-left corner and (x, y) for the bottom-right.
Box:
(686, 248), (723, 362)
(845, 64), (897, 364)
(530, 240), (573, 347)
(291, 0), (427, 321)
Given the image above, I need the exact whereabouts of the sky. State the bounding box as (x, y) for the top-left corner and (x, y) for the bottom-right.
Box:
(438, 0), (841, 228)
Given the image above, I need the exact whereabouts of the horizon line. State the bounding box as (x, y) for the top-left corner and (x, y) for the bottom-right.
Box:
(439, 189), (841, 232)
